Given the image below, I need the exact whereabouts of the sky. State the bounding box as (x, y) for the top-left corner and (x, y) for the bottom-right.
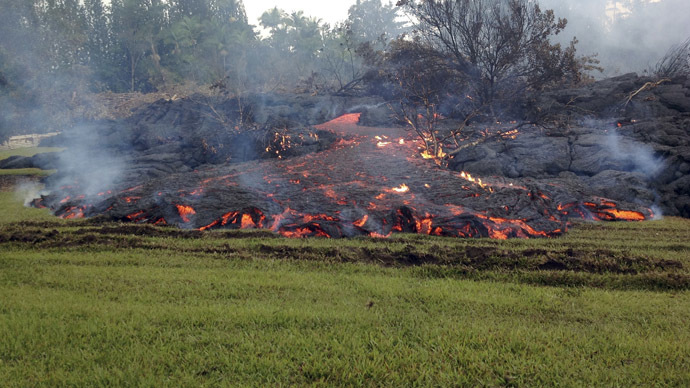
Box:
(243, 0), (358, 27)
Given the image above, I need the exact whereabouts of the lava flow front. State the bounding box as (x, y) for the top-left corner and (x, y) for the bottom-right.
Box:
(32, 113), (654, 239)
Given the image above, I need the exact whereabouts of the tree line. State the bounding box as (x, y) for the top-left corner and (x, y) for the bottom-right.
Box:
(0, 0), (407, 94)
(1, 0), (686, 143)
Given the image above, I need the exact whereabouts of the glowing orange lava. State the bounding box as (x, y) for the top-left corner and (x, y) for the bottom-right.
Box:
(354, 215), (369, 228)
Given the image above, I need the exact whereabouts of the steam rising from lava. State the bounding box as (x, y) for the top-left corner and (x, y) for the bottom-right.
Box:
(605, 128), (663, 177)
(32, 124), (125, 203)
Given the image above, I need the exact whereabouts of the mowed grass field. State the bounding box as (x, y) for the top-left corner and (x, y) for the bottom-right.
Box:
(1, 149), (690, 386)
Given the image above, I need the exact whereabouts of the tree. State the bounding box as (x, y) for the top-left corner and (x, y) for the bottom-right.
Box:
(398, 0), (592, 109)
(110, 0), (167, 92)
(83, 0), (113, 89)
(39, 0), (89, 71)
(346, 0), (407, 47)
(384, 37), (480, 159)
(313, 1), (409, 95)
(259, 8), (329, 92)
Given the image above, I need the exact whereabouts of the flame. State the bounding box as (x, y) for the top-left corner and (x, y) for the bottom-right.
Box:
(501, 129), (519, 140)
(175, 204), (196, 223)
(392, 184), (410, 193)
(420, 147), (447, 159)
(459, 171), (487, 189)
(375, 135), (392, 148)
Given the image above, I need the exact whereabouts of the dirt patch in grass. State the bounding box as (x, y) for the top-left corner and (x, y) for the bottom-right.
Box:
(252, 243), (682, 275)
(2, 219), (688, 290)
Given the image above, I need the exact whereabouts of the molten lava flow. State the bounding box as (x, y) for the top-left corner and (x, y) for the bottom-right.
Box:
(61, 206), (86, 219)
(36, 112), (655, 240)
(598, 209), (646, 221)
(354, 215), (369, 228)
(241, 214), (255, 228)
(417, 217), (433, 235)
(175, 204), (196, 223)
(199, 208), (267, 231)
(558, 200), (648, 222)
(126, 210), (146, 221)
(303, 214), (337, 223)
(280, 227), (330, 238)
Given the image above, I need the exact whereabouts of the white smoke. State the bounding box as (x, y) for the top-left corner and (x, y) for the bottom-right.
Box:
(605, 129), (663, 177)
(15, 180), (47, 207)
(540, 0), (690, 76)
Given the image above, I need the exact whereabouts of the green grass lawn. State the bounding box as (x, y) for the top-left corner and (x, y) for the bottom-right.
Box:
(1, 190), (690, 385)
